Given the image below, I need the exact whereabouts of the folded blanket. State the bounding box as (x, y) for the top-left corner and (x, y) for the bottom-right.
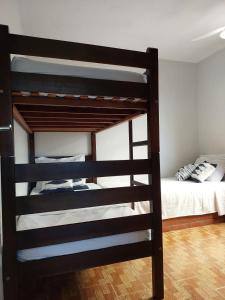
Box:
(40, 184), (89, 194)
(73, 184), (89, 191)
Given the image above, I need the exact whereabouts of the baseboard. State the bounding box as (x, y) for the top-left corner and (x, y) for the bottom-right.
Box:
(163, 213), (225, 232)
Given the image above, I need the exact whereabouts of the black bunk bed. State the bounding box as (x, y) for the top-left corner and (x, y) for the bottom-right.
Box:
(0, 24), (164, 300)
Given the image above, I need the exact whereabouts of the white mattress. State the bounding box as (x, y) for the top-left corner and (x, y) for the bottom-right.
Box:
(17, 184), (150, 262)
(11, 57), (146, 83)
(135, 177), (225, 219)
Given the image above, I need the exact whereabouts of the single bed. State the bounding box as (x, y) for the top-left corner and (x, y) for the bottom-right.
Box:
(136, 177), (225, 219)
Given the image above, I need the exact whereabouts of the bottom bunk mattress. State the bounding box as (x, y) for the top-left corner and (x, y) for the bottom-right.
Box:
(17, 184), (150, 262)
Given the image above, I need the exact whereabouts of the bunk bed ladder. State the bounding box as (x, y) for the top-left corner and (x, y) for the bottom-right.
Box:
(0, 25), (18, 300)
(128, 119), (148, 193)
(147, 48), (164, 300)
(128, 48), (164, 299)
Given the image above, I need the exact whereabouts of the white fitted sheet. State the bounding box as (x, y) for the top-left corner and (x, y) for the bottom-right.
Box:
(17, 230), (149, 262)
(135, 177), (225, 219)
(17, 184), (150, 261)
(11, 57), (146, 83)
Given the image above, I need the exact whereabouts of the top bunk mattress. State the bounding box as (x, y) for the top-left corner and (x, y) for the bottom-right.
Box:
(11, 57), (146, 83)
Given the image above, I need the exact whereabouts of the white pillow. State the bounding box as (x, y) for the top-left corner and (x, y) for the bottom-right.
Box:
(207, 165), (224, 182)
(175, 163), (198, 181)
(35, 154), (86, 190)
(190, 162), (216, 183)
(195, 154), (225, 172)
(35, 154), (85, 163)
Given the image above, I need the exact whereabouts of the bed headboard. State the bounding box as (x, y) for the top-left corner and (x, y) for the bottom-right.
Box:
(28, 154), (95, 193)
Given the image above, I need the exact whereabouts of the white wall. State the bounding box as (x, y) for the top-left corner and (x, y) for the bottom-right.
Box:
(159, 60), (198, 176)
(97, 59), (198, 184)
(96, 123), (130, 187)
(14, 121), (29, 196)
(197, 48), (225, 155)
(35, 132), (91, 156)
(1, 0), (22, 33)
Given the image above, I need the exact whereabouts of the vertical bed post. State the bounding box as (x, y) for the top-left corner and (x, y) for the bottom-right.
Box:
(128, 121), (135, 209)
(0, 25), (18, 300)
(91, 132), (97, 183)
(28, 133), (35, 192)
(28, 133), (35, 164)
(146, 48), (164, 299)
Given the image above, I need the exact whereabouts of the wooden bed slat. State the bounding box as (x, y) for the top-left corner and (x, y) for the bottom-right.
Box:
(21, 113), (122, 120)
(24, 118), (114, 123)
(97, 112), (142, 133)
(16, 185), (151, 215)
(18, 241), (152, 278)
(28, 123), (111, 130)
(13, 105), (32, 133)
(30, 128), (98, 132)
(11, 72), (148, 99)
(29, 124), (105, 128)
(16, 105), (135, 115)
(9, 33), (150, 69)
(15, 159), (151, 182)
(13, 96), (147, 110)
(17, 213), (152, 249)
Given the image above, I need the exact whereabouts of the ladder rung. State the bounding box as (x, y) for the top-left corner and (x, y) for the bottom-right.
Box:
(132, 180), (148, 186)
(132, 140), (148, 147)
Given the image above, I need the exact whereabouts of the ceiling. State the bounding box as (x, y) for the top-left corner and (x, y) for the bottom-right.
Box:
(18, 0), (225, 63)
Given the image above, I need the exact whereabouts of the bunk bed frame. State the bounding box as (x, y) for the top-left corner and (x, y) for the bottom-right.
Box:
(0, 24), (164, 300)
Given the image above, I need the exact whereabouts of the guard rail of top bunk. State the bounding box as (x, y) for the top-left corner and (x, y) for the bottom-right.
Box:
(1, 26), (152, 135)
(0, 24), (154, 132)
(0, 24), (163, 300)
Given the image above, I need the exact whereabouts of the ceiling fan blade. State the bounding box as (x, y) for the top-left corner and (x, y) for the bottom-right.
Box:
(192, 26), (225, 41)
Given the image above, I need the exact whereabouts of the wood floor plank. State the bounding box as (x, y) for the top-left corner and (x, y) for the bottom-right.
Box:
(20, 223), (225, 299)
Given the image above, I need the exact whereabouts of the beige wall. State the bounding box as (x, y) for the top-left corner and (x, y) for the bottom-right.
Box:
(197, 48), (225, 155)
(34, 132), (91, 157)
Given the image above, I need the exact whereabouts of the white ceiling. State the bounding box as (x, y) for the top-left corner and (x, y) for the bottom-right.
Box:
(18, 0), (225, 63)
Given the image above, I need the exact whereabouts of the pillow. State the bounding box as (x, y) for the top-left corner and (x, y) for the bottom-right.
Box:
(175, 163), (197, 181)
(195, 154), (225, 172)
(40, 179), (73, 194)
(35, 154), (85, 163)
(73, 184), (89, 191)
(206, 164), (224, 182)
(35, 154), (86, 190)
(190, 162), (216, 183)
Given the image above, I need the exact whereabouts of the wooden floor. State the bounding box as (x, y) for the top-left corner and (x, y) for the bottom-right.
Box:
(26, 223), (225, 299)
